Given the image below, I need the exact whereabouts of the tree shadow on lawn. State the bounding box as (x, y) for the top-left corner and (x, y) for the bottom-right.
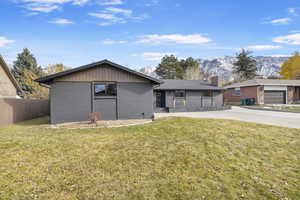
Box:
(14, 116), (50, 126)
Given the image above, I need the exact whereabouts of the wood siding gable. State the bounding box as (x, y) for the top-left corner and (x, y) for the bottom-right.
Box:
(55, 64), (149, 83)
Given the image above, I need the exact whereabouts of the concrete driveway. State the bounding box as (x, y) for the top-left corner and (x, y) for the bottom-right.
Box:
(155, 106), (300, 129)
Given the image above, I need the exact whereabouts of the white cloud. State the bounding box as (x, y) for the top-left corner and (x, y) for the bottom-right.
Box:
(290, 30), (300, 33)
(145, 0), (159, 7)
(138, 34), (211, 44)
(89, 6), (146, 26)
(0, 37), (15, 48)
(72, 0), (89, 5)
(25, 12), (39, 16)
(50, 18), (74, 24)
(245, 45), (281, 51)
(105, 7), (132, 16)
(25, 3), (59, 12)
(273, 33), (300, 45)
(20, 0), (69, 3)
(133, 52), (176, 61)
(269, 17), (291, 25)
(16, 0), (89, 13)
(89, 12), (126, 25)
(98, 0), (123, 5)
(288, 8), (297, 16)
(101, 39), (127, 44)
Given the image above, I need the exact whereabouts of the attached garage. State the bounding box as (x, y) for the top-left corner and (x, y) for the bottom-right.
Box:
(224, 79), (300, 105)
(36, 60), (161, 124)
(264, 91), (286, 104)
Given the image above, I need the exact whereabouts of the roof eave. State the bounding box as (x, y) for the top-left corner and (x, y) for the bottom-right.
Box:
(155, 88), (224, 91)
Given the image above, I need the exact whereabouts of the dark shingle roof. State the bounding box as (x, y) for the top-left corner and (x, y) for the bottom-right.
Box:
(155, 79), (223, 90)
(225, 79), (300, 89)
(35, 59), (161, 84)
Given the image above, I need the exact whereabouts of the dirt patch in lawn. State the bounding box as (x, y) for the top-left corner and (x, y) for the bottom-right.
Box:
(47, 119), (153, 129)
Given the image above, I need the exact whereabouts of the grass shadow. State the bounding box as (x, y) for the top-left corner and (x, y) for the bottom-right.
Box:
(14, 116), (50, 126)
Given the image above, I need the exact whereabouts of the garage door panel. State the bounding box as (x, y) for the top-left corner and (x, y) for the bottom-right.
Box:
(264, 91), (286, 104)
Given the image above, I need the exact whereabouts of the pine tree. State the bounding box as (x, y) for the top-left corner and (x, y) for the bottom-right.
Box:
(11, 48), (45, 98)
(233, 49), (257, 81)
(280, 52), (300, 80)
(155, 55), (183, 79)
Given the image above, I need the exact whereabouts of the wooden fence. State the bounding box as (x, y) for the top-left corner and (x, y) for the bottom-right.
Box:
(0, 98), (49, 128)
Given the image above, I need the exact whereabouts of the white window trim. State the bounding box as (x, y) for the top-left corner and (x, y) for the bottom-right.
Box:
(233, 87), (241, 96)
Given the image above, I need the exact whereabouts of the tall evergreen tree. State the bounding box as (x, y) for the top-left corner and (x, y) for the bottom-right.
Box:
(155, 55), (183, 79)
(11, 48), (44, 98)
(233, 49), (257, 81)
(280, 52), (300, 80)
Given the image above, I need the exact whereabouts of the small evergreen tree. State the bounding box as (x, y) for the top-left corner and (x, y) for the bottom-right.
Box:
(280, 52), (300, 80)
(11, 48), (45, 98)
(233, 49), (257, 81)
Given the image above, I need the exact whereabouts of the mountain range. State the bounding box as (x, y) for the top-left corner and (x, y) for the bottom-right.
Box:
(139, 56), (289, 82)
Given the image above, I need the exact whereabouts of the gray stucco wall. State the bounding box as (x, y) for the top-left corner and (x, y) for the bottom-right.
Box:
(51, 81), (154, 123)
(154, 90), (225, 112)
(185, 91), (203, 111)
(165, 91), (174, 108)
(51, 82), (92, 124)
(93, 98), (117, 120)
(212, 91), (223, 106)
(117, 83), (154, 119)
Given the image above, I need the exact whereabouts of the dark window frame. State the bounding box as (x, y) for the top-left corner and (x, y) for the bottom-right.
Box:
(174, 90), (186, 98)
(203, 90), (212, 97)
(94, 82), (117, 97)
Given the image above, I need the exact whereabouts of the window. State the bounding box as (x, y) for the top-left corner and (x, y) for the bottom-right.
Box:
(233, 88), (241, 96)
(94, 83), (117, 96)
(175, 90), (185, 98)
(203, 90), (212, 97)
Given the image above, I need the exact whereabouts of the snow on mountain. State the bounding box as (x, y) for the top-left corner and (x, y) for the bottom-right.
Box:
(199, 56), (290, 81)
(139, 66), (158, 77)
(139, 56), (290, 82)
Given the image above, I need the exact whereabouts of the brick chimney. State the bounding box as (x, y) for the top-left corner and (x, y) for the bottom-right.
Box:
(210, 76), (222, 87)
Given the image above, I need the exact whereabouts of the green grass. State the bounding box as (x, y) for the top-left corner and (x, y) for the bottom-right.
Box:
(244, 105), (300, 112)
(280, 106), (300, 112)
(0, 117), (299, 200)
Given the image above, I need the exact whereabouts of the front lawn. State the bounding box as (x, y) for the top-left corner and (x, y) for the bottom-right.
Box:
(0, 117), (299, 200)
(244, 105), (300, 112)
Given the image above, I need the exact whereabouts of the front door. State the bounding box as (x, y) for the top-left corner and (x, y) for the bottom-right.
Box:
(156, 91), (166, 108)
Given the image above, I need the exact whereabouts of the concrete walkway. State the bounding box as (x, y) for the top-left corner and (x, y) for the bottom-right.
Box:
(155, 106), (300, 129)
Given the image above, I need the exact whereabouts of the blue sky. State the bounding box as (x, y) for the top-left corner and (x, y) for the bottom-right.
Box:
(0, 0), (300, 70)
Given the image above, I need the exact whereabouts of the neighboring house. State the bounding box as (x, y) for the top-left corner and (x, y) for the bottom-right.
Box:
(154, 77), (226, 112)
(224, 79), (300, 105)
(35, 60), (161, 124)
(0, 55), (22, 98)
